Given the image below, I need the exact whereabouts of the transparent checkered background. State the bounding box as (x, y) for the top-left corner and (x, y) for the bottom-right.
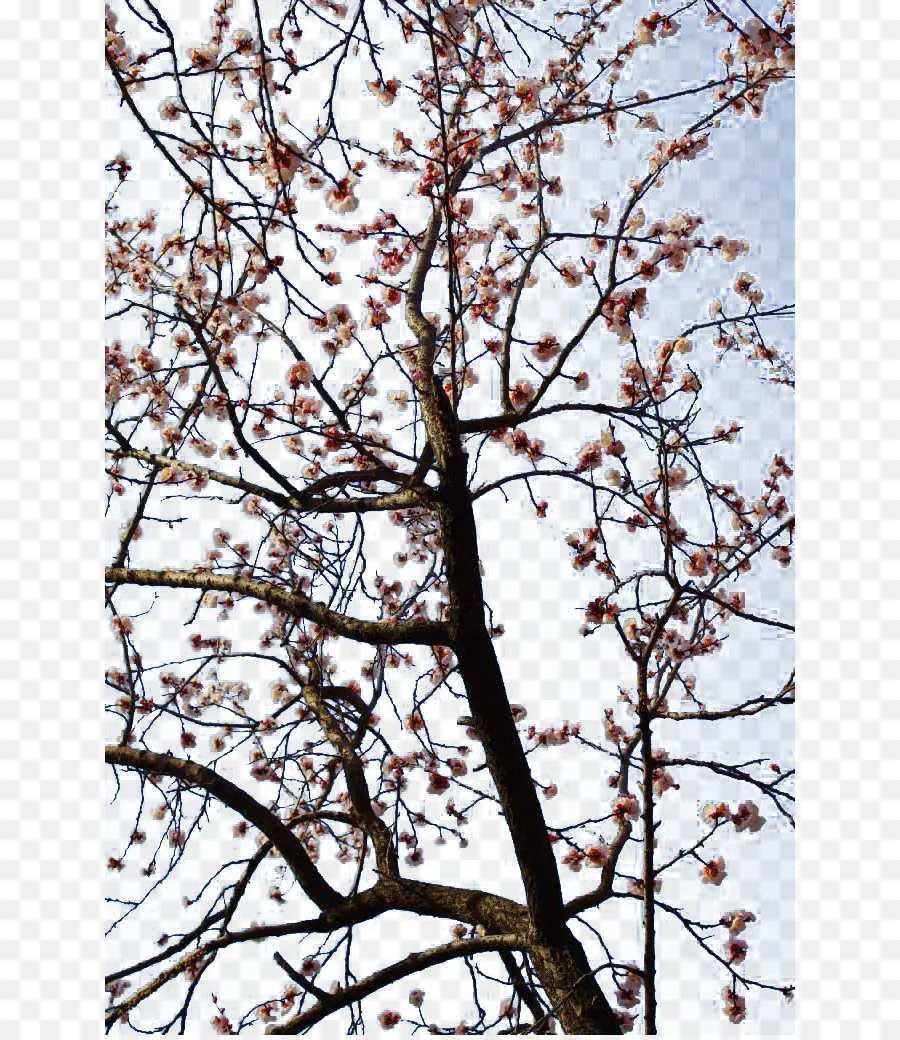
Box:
(0, 0), (895, 1034)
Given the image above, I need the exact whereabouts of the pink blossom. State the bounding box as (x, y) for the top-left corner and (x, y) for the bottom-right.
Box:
(585, 843), (609, 868)
(613, 794), (640, 824)
(732, 800), (766, 833)
(561, 848), (584, 872)
(701, 801), (730, 825)
(604, 709), (627, 745)
(617, 987), (640, 1009)
(189, 44), (219, 70)
(576, 441), (605, 472)
(652, 768), (679, 797)
(325, 177), (359, 214)
(700, 855), (727, 886)
(262, 138), (302, 189)
(600, 428), (626, 456)
(532, 334), (561, 362)
(734, 271), (759, 298)
(614, 1010), (635, 1033)
(159, 98), (184, 121)
(367, 78), (400, 106)
(686, 549), (709, 577)
(720, 909), (757, 934)
(773, 545), (792, 568)
(628, 877), (662, 897)
(509, 380), (535, 410)
(427, 772), (450, 795)
(713, 236), (748, 262)
(722, 987), (747, 1024)
(634, 18), (657, 47)
(661, 465), (688, 491)
(616, 965), (643, 1008)
(111, 615), (133, 636)
(286, 360), (313, 389)
(559, 262), (583, 287)
(106, 977), (130, 1002)
(514, 77), (544, 114)
(586, 598), (620, 626)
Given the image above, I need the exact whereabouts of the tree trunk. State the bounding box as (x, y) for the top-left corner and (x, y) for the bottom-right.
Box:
(436, 441), (568, 939)
(530, 929), (624, 1034)
(427, 417), (621, 1034)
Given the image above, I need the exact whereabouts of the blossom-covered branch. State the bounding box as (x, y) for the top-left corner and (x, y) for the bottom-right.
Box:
(105, 567), (450, 646)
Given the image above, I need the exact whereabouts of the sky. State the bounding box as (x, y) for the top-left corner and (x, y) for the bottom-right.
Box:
(105, 2), (795, 1034)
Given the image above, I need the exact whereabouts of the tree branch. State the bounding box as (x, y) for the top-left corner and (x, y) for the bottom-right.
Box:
(105, 745), (343, 910)
(104, 567), (450, 647)
(266, 934), (525, 1034)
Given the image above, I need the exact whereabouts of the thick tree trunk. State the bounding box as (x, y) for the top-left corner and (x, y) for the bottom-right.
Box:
(530, 929), (624, 1035)
(427, 412), (621, 1034)
(408, 217), (623, 1026)
(436, 445), (568, 939)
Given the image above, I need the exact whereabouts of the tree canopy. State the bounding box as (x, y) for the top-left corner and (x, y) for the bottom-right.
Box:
(105, 1), (795, 1033)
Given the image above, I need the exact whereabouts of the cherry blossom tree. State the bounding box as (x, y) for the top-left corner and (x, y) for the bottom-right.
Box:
(105, 0), (795, 1034)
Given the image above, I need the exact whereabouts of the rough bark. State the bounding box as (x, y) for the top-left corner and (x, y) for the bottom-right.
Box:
(529, 929), (624, 1035)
